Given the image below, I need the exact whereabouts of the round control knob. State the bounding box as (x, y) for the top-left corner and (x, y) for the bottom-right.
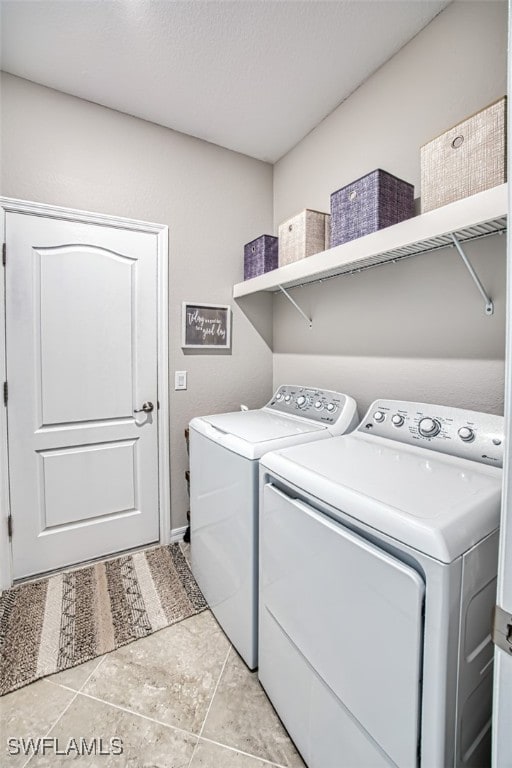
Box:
(458, 426), (475, 443)
(326, 403), (337, 413)
(275, 393), (283, 401)
(418, 417), (441, 437)
(315, 401), (323, 410)
(391, 414), (404, 427)
(373, 411), (385, 423)
(284, 395), (291, 403)
(296, 395), (308, 409)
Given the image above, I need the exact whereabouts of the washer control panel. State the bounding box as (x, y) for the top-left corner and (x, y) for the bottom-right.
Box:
(266, 385), (347, 425)
(358, 399), (504, 467)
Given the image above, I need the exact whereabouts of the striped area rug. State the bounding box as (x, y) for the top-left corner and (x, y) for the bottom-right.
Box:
(0, 544), (207, 696)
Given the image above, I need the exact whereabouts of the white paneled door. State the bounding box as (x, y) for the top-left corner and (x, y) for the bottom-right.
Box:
(5, 210), (161, 580)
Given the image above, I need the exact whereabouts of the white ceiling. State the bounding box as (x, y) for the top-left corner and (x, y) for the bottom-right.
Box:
(1, 0), (451, 163)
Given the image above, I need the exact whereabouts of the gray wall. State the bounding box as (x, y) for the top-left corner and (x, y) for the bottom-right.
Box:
(272, 0), (507, 417)
(0, 0), (507, 537)
(0, 73), (274, 532)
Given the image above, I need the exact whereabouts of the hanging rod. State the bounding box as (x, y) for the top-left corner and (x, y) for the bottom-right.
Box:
(278, 285), (312, 327)
(450, 233), (494, 315)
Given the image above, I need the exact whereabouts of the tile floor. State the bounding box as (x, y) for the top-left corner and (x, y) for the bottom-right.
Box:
(1, 548), (306, 768)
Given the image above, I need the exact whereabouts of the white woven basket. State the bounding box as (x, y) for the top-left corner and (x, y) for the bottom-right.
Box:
(278, 209), (330, 267)
(420, 97), (506, 213)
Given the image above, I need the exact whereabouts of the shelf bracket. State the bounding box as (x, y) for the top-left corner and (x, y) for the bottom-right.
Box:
(451, 233), (494, 316)
(278, 285), (312, 327)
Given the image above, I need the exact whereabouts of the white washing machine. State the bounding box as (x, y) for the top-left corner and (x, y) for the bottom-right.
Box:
(258, 399), (504, 768)
(189, 385), (358, 669)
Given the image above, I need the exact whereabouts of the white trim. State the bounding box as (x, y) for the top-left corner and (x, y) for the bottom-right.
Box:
(0, 206), (12, 589)
(492, 22), (512, 765)
(170, 525), (188, 543)
(0, 197), (170, 588)
(157, 226), (171, 546)
(0, 197), (167, 234)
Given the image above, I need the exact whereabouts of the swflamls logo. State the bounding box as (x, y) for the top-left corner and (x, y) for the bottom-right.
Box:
(7, 737), (124, 756)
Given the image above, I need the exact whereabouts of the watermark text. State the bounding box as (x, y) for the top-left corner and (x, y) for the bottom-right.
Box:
(7, 737), (124, 757)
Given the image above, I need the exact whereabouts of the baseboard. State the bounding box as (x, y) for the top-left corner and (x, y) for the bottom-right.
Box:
(170, 525), (188, 543)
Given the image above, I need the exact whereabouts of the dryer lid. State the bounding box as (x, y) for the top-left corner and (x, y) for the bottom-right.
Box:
(261, 433), (502, 563)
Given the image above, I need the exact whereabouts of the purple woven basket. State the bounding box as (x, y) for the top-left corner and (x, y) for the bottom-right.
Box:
(244, 235), (278, 280)
(330, 169), (414, 248)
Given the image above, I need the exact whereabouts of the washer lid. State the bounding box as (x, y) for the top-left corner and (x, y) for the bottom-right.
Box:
(261, 433), (502, 562)
(205, 410), (325, 441)
(190, 410), (326, 460)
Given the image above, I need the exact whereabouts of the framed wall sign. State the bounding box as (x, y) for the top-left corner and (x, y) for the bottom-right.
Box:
(182, 302), (231, 349)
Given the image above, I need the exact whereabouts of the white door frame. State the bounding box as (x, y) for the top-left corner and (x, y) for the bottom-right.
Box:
(491, 8), (512, 763)
(0, 197), (170, 589)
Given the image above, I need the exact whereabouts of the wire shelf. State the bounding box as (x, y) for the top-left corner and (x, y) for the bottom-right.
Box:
(273, 216), (507, 290)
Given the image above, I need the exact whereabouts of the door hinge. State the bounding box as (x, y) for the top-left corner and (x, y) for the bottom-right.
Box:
(2, 242), (5, 267)
(3, 381), (7, 407)
(7, 514), (12, 540)
(492, 604), (512, 655)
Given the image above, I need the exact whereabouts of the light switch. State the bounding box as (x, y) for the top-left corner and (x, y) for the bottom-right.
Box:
(175, 371), (187, 390)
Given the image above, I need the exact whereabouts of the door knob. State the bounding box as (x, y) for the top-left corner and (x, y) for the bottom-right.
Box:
(134, 401), (154, 413)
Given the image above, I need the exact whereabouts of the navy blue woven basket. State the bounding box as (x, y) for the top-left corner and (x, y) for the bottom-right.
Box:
(330, 169), (414, 248)
(244, 235), (278, 280)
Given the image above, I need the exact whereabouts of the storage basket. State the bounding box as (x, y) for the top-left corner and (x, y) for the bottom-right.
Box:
(278, 209), (330, 267)
(420, 97), (506, 213)
(243, 235), (278, 280)
(330, 169), (414, 248)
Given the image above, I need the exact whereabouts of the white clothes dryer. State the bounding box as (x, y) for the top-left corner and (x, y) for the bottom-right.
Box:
(189, 385), (358, 669)
(259, 399), (504, 768)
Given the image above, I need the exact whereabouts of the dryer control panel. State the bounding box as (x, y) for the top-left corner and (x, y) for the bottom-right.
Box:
(359, 399), (504, 467)
(265, 385), (348, 426)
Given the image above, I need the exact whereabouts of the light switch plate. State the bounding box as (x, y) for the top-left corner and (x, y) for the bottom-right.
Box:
(175, 371), (187, 390)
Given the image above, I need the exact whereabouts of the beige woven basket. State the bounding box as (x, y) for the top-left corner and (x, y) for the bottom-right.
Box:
(278, 209), (330, 267)
(420, 97), (506, 213)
